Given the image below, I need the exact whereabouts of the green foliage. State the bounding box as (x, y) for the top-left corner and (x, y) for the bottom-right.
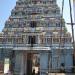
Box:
(64, 26), (67, 33)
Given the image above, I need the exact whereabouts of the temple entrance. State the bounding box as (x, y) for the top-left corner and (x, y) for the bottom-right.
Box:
(27, 53), (32, 75)
(14, 51), (49, 75)
(27, 53), (40, 75)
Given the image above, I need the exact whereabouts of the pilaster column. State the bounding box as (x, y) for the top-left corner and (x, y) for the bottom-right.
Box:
(38, 35), (40, 44)
(20, 53), (24, 75)
(24, 53), (27, 75)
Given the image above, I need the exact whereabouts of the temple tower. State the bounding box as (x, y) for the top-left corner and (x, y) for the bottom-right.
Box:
(0, 0), (73, 75)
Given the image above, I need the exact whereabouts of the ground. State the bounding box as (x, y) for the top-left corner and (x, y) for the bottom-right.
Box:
(48, 73), (75, 75)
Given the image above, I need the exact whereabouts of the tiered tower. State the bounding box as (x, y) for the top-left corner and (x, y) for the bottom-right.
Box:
(0, 0), (73, 75)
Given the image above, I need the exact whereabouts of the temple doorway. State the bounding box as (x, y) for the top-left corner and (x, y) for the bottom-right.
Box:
(27, 53), (40, 75)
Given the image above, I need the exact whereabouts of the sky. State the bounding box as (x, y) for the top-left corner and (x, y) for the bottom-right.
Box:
(0, 0), (17, 31)
(0, 0), (75, 39)
(57, 0), (75, 39)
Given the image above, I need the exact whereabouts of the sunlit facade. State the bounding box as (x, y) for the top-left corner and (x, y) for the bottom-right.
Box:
(0, 0), (73, 75)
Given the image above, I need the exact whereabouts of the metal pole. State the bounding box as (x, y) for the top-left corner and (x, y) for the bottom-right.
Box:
(69, 0), (75, 72)
(69, 0), (75, 47)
